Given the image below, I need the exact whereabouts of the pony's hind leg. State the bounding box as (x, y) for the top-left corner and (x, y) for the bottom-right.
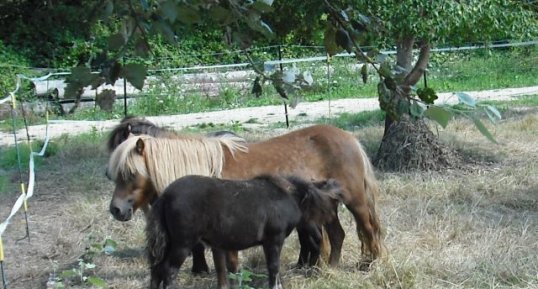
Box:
(346, 201), (381, 269)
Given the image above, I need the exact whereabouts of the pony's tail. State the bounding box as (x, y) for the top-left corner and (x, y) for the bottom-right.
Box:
(357, 140), (384, 260)
(146, 199), (169, 266)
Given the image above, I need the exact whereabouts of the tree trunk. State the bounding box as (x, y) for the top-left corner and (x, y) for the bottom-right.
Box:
(383, 36), (415, 136)
(375, 115), (459, 171)
(375, 39), (460, 171)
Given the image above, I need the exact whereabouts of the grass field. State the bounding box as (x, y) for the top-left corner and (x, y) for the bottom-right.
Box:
(0, 102), (536, 288)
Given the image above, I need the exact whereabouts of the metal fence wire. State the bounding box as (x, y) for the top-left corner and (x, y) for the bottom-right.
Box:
(9, 40), (538, 118)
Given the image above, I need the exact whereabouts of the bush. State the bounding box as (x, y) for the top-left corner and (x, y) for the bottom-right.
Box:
(0, 40), (31, 97)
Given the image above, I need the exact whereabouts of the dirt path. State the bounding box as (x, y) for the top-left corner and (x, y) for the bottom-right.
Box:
(1, 86), (537, 147)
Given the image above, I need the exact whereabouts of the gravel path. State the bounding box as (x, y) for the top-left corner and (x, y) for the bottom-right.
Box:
(1, 86), (537, 147)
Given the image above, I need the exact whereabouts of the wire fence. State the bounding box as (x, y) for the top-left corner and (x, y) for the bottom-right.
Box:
(6, 40), (534, 121)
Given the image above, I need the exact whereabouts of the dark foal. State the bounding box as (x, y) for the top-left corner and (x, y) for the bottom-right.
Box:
(146, 175), (342, 289)
(107, 115), (244, 274)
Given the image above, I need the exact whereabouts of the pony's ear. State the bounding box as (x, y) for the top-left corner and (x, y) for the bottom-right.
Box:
(135, 138), (145, 155)
(127, 123), (132, 133)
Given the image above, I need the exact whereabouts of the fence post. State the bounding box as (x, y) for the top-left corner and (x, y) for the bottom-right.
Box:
(1, 236), (6, 289)
(123, 57), (128, 117)
(9, 96), (30, 242)
(277, 45), (290, 128)
(423, 69), (428, 88)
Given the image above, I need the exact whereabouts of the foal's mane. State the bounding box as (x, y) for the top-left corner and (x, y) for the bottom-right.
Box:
(108, 134), (248, 193)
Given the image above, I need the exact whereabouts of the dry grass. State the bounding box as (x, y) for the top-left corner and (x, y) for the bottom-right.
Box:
(1, 111), (537, 289)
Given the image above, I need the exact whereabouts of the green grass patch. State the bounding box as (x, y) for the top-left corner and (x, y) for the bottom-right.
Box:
(478, 94), (538, 110)
(426, 47), (538, 92)
(0, 174), (12, 195)
(0, 143), (41, 170)
(323, 110), (386, 130)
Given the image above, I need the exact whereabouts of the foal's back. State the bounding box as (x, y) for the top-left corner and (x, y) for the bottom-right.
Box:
(158, 175), (301, 250)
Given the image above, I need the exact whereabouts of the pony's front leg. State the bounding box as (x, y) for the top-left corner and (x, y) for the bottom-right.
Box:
(263, 240), (284, 289)
(211, 247), (229, 289)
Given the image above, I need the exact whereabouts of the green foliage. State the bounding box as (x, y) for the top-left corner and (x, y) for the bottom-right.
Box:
(0, 143), (38, 170)
(424, 106), (452, 128)
(0, 1), (102, 68)
(324, 110), (386, 130)
(350, 0), (537, 45)
(228, 267), (267, 289)
(0, 41), (31, 97)
(56, 237), (116, 288)
(0, 174), (11, 195)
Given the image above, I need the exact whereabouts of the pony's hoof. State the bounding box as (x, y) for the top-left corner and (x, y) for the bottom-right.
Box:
(191, 266), (210, 275)
(358, 259), (373, 271)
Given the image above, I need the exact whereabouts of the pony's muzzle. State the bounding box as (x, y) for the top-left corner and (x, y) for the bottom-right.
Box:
(110, 201), (134, 221)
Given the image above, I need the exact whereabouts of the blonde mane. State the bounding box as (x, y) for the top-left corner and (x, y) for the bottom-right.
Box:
(108, 135), (248, 193)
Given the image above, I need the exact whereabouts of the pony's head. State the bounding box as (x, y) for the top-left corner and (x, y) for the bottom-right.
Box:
(107, 136), (157, 221)
(107, 133), (245, 221)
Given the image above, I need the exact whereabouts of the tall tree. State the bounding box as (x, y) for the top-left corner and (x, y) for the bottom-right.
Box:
(322, 0), (537, 170)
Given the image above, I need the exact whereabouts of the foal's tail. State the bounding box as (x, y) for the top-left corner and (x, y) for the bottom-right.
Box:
(146, 199), (169, 266)
(299, 178), (343, 225)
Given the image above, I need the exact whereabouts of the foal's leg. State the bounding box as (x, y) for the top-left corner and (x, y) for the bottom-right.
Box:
(306, 225), (323, 267)
(295, 226), (312, 268)
(150, 247), (190, 289)
(325, 215), (345, 267)
(226, 250), (239, 273)
(296, 223), (322, 268)
(211, 248), (229, 289)
(191, 242), (209, 274)
(263, 238), (284, 289)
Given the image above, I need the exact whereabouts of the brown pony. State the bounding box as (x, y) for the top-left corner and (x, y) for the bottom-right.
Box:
(106, 123), (383, 268)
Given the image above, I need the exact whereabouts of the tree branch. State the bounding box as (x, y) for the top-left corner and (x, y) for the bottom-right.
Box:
(323, 0), (381, 74)
(404, 41), (430, 86)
